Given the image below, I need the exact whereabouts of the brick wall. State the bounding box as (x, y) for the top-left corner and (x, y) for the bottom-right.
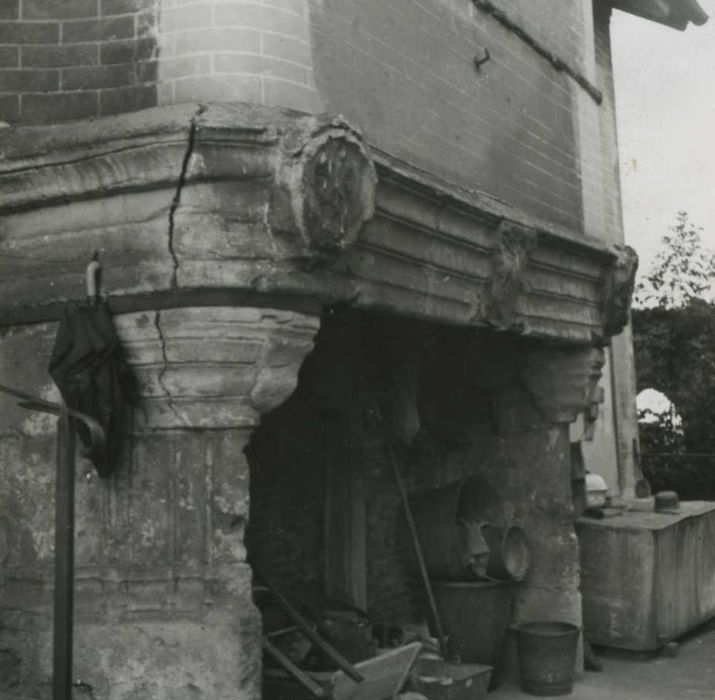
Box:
(246, 371), (429, 623)
(155, 0), (321, 112)
(246, 396), (326, 602)
(577, 1), (624, 245)
(502, 0), (587, 74)
(309, 0), (586, 233)
(0, 0), (158, 124)
(1, 0), (611, 240)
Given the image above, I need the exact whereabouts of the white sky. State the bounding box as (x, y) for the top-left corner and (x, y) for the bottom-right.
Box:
(611, 1), (715, 273)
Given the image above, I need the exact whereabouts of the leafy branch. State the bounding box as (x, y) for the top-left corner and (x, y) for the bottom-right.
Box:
(634, 211), (715, 309)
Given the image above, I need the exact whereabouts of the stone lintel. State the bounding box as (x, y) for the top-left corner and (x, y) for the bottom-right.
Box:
(0, 102), (634, 346)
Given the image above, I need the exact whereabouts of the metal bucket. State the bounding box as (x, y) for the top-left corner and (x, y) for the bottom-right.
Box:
(515, 622), (580, 696)
(432, 581), (513, 689)
(481, 524), (530, 581)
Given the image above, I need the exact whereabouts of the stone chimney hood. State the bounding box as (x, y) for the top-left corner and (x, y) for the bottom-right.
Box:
(611, 0), (708, 29)
(0, 103), (636, 347)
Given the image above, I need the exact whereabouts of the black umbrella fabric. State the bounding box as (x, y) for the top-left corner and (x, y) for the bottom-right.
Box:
(48, 301), (132, 478)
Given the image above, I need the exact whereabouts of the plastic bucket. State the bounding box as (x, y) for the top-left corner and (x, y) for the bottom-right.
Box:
(515, 622), (580, 696)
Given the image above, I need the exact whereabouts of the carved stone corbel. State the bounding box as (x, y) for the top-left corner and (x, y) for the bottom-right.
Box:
(485, 220), (537, 329)
(602, 245), (638, 338)
(523, 346), (605, 424)
(271, 120), (377, 263)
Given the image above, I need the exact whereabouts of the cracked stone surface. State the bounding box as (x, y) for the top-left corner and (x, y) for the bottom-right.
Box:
(0, 306), (320, 698)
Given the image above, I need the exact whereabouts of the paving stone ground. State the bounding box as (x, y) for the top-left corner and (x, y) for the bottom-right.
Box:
(3, 622), (715, 700)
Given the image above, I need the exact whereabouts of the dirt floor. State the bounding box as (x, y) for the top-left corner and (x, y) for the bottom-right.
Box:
(491, 621), (715, 699)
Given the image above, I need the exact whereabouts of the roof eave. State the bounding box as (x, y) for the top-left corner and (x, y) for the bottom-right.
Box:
(611, 0), (709, 30)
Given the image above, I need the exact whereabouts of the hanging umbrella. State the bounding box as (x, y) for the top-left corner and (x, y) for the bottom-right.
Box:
(47, 260), (133, 478)
(0, 258), (134, 697)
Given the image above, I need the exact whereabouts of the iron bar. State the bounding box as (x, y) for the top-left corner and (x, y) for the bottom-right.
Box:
(52, 414), (75, 700)
(0, 384), (105, 699)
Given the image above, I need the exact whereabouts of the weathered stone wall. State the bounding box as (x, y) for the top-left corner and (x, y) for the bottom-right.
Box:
(0, 2), (640, 695)
(0, 306), (319, 699)
(0, 0), (158, 124)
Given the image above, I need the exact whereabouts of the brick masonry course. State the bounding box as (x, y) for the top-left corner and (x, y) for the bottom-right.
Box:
(0, 0), (601, 240)
(308, 0), (586, 232)
(0, 0), (157, 124)
(154, 0), (321, 112)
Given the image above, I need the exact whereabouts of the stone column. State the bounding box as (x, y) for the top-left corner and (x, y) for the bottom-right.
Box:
(0, 306), (319, 700)
(496, 345), (605, 671)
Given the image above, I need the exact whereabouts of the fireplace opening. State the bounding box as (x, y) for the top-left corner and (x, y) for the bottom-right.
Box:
(245, 307), (583, 696)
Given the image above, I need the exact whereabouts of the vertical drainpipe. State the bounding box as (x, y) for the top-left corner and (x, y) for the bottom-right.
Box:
(608, 341), (626, 495)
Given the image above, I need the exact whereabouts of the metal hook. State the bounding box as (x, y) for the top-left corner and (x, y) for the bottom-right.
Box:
(86, 252), (101, 303)
(474, 48), (491, 70)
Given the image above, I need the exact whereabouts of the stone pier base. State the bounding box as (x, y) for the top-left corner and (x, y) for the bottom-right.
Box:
(0, 307), (319, 699)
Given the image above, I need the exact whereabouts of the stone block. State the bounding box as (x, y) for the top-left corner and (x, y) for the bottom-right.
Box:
(22, 42), (98, 67)
(262, 75), (321, 112)
(159, 53), (211, 80)
(160, 3), (213, 32)
(0, 45), (18, 67)
(0, 94), (19, 122)
(99, 83), (157, 114)
(0, 68), (59, 92)
(214, 2), (308, 39)
(136, 59), (157, 82)
(100, 36), (155, 64)
(578, 504), (715, 651)
(21, 89), (98, 123)
(71, 615), (262, 699)
(101, 0), (152, 15)
(62, 63), (136, 89)
(62, 16), (136, 43)
(261, 31), (312, 67)
(214, 53), (310, 85)
(0, 21), (59, 44)
(0, 0), (18, 20)
(22, 0), (98, 20)
(136, 10), (155, 37)
(172, 27), (260, 55)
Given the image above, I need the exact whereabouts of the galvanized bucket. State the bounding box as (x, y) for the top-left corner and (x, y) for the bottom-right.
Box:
(515, 622), (580, 696)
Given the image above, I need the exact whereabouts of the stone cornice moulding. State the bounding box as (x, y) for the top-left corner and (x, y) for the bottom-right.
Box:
(0, 103), (635, 346)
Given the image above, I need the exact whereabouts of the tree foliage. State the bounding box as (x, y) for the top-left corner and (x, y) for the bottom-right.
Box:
(633, 213), (715, 498)
(633, 301), (715, 497)
(634, 211), (715, 309)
